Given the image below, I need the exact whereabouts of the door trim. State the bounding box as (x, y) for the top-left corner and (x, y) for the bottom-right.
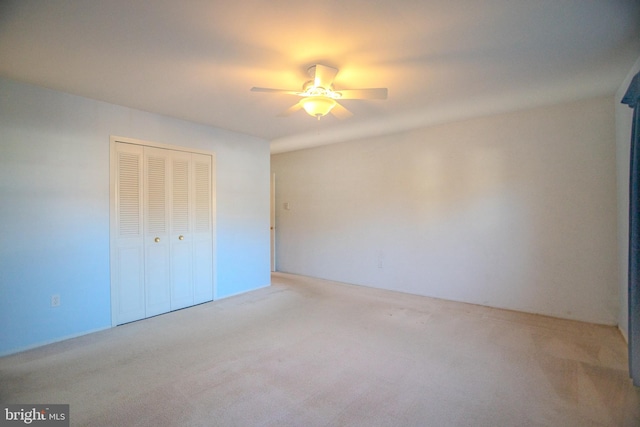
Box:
(270, 173), (276, 272)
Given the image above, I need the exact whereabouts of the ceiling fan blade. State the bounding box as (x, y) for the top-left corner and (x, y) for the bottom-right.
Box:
(330, 102), (353, 120)
(251, 87), (301, 96)
(335, 88), (388, 100)
(313, 64), (339, 89)
(278, 102), (303, 117)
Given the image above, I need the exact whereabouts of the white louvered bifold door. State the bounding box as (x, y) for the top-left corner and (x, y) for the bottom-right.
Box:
(112, 140), (214, 325)
(192, 153), (214, 304)
(144, 147), (171, 317)
(170, 150), (194, 310)
(113, 143), (146, 324)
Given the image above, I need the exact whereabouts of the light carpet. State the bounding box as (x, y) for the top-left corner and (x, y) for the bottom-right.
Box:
(1, 273), (639, 426)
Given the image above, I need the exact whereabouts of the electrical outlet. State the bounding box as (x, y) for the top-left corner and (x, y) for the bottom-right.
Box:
(51, 294), (60, 307)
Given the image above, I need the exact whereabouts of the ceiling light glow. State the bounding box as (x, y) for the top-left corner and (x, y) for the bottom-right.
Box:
(300, 96), (336, 119)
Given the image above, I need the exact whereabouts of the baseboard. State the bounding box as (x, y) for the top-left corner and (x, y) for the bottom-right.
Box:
(619, 325), (629, 344)
(0, 326), (111, 358)
(214, 283), (270, 300)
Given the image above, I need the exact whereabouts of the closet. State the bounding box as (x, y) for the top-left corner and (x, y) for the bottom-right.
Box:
(110, 138), (214, 325)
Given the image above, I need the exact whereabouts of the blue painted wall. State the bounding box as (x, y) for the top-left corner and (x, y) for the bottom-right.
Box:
(0, 77), (271, 355)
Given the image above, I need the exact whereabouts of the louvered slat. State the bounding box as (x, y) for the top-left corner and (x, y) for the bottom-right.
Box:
(172, 159), (190, 233)
(195, 160), (211, 232)
(118, 152), (141, 236)
(147, 155), (166, 234)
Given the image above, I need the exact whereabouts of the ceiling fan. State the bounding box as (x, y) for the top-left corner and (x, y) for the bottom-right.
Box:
(250, 64), (388, 120)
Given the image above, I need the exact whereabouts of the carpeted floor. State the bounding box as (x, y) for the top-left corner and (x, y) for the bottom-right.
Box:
(1, 272), (639, 426)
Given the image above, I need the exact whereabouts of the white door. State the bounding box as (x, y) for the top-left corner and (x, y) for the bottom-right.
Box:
(144, 147), (171, 317)
(192, 153), (214, 304)
(111, 139), (215, 325)
(170, 152), (214, 308)
(111, 143), (145, 324)
(170, 150), (194, 310)
(270, 173), (276, 272)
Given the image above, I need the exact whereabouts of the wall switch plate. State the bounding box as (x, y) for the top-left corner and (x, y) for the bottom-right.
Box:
(51, 294), (61, 307)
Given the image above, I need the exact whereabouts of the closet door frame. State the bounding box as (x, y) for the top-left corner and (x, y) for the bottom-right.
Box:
(109, 135), (216, 327)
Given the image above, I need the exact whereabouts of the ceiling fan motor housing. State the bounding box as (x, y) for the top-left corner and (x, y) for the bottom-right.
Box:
(303, 80), (338, 97)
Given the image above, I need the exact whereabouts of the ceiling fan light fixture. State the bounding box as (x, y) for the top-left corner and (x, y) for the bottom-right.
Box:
(250, 63), (387, 120)
(300, 96), (336, 119)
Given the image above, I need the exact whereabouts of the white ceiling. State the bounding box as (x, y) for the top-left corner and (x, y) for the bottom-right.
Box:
(1, 1), (639, 153)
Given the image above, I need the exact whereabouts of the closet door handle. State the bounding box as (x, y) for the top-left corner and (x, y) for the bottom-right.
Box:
(154, 237), (161, 243)
(178, 235), (184, 241)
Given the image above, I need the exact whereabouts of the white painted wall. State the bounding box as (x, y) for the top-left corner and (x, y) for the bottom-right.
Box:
(616, 56), (640, 341)
(0, 77), (271, 355)
(272, 96), (618, 325)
